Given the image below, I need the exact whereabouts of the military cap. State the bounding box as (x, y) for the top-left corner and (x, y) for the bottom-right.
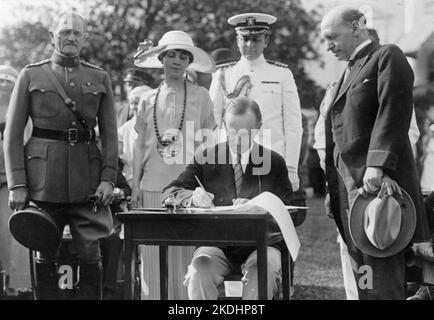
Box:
(210, 48), (237, 66)
(228, 13), (277, 35)
(123, 68), (152, 84)
(0, 65), (19, 84)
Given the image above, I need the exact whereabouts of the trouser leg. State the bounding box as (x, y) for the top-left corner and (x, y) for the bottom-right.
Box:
(338, 233), (359, 300)
(34, 256), (60, 300)
(78, 260), (103, 300)
(336, 157), (406, 300)
(241, 247), (281, 300)
(101, 233), (123, 299)
(184, 247), (232, 300)
(67, 203), (112, 300)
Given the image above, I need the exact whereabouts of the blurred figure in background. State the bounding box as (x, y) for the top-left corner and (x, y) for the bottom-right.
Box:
(0, 65), (31, 297)
(116, 68), (153, 128)
(416, 92), (434, 192)
(118, 86), (151, 187)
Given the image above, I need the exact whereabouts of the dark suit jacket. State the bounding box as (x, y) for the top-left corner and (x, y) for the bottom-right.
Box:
(325, 42), (431, 243)
(162, 142), (294, 264)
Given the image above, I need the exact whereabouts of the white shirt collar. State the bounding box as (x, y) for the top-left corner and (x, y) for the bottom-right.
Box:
(348, 39), (372, 61)
(229, 143), (254, 173)
(239, 54), (267, 68)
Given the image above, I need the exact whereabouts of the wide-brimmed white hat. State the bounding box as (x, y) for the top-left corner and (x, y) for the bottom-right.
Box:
(134, 30), (215, 73)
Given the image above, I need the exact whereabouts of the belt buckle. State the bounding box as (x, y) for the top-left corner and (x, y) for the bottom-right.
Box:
(68, 128), (78, 145)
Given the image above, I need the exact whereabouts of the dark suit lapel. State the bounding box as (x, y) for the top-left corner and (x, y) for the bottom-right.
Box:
(332, 42), (378, 107)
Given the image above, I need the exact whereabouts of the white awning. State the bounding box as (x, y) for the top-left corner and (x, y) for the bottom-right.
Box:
(397, 16), (434, 57)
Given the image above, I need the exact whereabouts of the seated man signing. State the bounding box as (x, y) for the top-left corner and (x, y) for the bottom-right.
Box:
(161, 97), (297, 300)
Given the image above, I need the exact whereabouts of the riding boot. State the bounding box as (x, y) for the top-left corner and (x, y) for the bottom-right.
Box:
(78, 261), (102, 300)
(34, 260), (59, 300)
(102, 234), (123, 299)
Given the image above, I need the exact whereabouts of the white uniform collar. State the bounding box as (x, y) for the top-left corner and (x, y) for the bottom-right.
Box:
(239, 54), (267, 68)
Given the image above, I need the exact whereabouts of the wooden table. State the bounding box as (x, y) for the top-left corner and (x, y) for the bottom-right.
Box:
(116, 209), (291, 300)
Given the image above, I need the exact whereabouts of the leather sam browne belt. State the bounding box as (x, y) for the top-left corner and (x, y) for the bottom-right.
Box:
(32, 126), (96, 145)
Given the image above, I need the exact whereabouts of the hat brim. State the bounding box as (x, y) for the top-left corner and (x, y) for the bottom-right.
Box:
(134, 44), (216, 74)
(349, 188), (416, 258)
(9, 208), (61, 254)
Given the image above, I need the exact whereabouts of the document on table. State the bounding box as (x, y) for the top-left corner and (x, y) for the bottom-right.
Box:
(188, 192), (302, 261)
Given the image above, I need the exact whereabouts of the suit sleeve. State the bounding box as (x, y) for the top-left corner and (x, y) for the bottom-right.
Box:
(4, 68), (30, 189)
(161, 151), (203, 207)
(282, 68), (302, 191)
(367, 45), (414, 170)
(98, 72), (118, 185)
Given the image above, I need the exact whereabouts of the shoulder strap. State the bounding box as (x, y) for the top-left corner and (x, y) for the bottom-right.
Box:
(41, 64), (89, 130)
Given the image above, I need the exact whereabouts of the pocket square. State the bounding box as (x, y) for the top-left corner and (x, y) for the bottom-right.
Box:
(362, 78), (372, 84)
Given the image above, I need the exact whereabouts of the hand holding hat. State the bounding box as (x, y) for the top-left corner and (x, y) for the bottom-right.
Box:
(134, 39), (168, 63)
(350, 177), (417, 258)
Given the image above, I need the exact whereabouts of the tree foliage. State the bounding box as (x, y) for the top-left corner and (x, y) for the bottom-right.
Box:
(0, 0), (325, 108)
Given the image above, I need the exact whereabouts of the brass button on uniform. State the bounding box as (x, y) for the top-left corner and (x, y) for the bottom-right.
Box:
(69, 82), (76, 87)
(72, 121), (77, 126)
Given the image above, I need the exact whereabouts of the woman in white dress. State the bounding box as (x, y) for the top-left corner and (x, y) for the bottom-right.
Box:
(131, 30), (216, 299)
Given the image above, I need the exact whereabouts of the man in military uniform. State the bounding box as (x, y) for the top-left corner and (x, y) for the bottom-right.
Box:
(116, 68), (152, 128)
(209, 13), (303, 191)
(4, 11), (118, 300)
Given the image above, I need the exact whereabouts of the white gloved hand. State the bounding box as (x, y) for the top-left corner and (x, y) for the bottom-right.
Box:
(287, 169), (299, 192)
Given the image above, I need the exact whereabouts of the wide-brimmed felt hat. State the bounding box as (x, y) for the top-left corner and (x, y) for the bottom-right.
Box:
(349, 186), (417, 258)
(9, 202), (61, 254)
(134, 30), (215, 73)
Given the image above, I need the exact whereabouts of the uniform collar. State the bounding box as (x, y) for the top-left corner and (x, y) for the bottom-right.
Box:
(239, 54), (267, 68)
(51, 51), (81, 67)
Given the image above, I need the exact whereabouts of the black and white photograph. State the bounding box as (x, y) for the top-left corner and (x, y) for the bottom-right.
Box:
(0, 0), (433, 307)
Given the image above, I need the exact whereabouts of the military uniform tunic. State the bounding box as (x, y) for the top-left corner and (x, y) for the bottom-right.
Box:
(4, 53), (118, 261)
(5, 53), (118, 203)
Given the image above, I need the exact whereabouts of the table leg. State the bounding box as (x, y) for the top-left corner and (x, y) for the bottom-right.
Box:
(123, 227), (134, 300)
(281, 244), (290, 300)
(159, 246), (168, 300)
(257, 241), (268, 300)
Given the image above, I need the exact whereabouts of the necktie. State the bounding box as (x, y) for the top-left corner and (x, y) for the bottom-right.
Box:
(233, 151), (243, 197)
(343, 58), (356, 83)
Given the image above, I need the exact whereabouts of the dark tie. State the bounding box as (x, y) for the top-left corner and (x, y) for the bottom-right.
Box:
(233, 151), (243, 197)
(343, 58), (356, 83)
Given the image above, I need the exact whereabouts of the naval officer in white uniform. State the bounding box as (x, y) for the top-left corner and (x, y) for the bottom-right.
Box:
(209, 12), (303, 191)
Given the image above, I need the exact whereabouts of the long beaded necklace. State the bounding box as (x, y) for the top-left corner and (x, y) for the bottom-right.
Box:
(153, 79), (187, 149)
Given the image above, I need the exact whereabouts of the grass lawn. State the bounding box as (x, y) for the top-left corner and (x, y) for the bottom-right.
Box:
(292, 196), (346, 300)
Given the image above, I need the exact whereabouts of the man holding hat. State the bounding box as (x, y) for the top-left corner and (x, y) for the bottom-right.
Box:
(4, 11), (118, 300)
(320, 5), (433, 299)
(209, 12), (303, 192)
